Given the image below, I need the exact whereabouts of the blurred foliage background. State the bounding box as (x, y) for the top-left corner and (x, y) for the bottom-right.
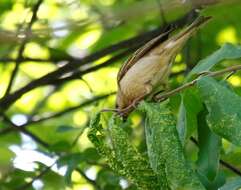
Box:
(0, 0), (241, 189)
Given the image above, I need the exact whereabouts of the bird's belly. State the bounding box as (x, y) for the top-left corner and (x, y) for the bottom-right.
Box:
(119, 55), (168, 102)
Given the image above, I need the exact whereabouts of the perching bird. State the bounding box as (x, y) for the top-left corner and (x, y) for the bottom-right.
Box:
(116, 16), (211, 116)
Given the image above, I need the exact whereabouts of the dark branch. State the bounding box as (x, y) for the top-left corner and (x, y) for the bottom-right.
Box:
(0, 93), (115, 135)
(0, 57), (52, 63)
(76, 168), (102, 190)
(0, 9), (199, 110)
(15, 164), (52, 190)
(49, 47), (138, 86)
(0, 113), (50, 148)
(3, 0), (44, 97)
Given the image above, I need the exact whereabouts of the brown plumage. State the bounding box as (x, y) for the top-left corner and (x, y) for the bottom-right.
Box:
(116, 16), (211, 116)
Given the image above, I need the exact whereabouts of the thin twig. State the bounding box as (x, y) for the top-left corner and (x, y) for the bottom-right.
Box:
(27, 86), (61, 121)
(155, 64), (241, 101)
(14, 152), (103, 190)
(24, 93), (115, 126)
(0, 93), (115, 135)
(76, 168), (102, 190)
(0, 57), (72, 63)
(155, 0), (167, 25)
(0, 113), (50, 148)
(3, 0), (44, 97)
(48, 47), (138, 86)
(0, 9), (199, 110)
(15, 163), (53, 190)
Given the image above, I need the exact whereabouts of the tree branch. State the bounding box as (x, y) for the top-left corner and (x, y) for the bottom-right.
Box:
(0, 113), (50, 148)
(0, 9), (199, 110)
(76, 168), (102, 190)
(3, 0), (44, 97)
(15, 164), (53, 190)
(0, 93), (115, 135)
(155, 64), (241, 101)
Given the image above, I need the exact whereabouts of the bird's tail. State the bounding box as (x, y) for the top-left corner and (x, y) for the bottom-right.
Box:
(151, 16), (211, 56)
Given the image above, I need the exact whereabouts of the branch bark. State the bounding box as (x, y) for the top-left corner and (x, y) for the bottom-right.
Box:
(3, 0), (44, 97)
(0, 9), (199, 111)
(155, 64), (241, 101)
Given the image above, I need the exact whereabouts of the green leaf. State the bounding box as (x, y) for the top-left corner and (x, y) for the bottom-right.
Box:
(0, 148), (14, 165)
(178, 43), (241, 144)
(88, 113), (160, 190)
(139, 101), (205, 190)
(96, 169), (121, 190)
(219, 178), (241, 190)
(177, 88), (203, 144)
(58, 153), (84, 185)
(188, 43), (241, 80)
(50, 141), (72, 152)
(108, 117), (160, 190)
(197, 110), (221, 181)
(197, 76), (241, 146)
(197, 171), (225, 190)
(139, 102), (170, 190)
(82, 148), (101, 163)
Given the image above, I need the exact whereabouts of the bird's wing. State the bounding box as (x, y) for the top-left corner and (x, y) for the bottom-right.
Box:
(117, 29), (172, 85)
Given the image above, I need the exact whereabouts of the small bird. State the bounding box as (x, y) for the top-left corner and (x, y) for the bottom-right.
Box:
(116, 16), (211, 116)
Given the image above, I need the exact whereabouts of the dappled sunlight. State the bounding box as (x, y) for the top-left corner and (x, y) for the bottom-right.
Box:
(9, 145), (66, 174)
(47, 92), (68, 111)
(11, 114), (28, 126)
(131, 114), (142, 127)
(70, 5), (89, 21)
(216, 26), (238, 45)
(75, 25), (102, 49)
(99, 0), (116, 6)
(1, 0), (241, 189)
(14, 88), (46, 113)
(83, 67), (118, 93)
(24, 43), (50, 59)
(227, 75), (241, 87)
(174, 53), (182, 62)
(38, 1), (59, 21)
(32, 179), (44, 190)
(66, 184), (94, 190)
(94, 55), (112, 65)
(20, 62), (56, 78)
(85, 166), (99, 180)
(1, 3), (27, 30)
(62, 81), (93, 105)
(73, 111), (88, 126)
(0, 66), (13, 98)
(52, 21), (69, 37)
(76, 129), (92, 149)
(172, 63), (186, 73)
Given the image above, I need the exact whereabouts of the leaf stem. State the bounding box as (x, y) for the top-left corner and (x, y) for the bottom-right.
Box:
(155, 64), (241, 101)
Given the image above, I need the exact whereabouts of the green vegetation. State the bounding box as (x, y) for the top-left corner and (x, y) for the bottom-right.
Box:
(0, 0), (241, 190)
